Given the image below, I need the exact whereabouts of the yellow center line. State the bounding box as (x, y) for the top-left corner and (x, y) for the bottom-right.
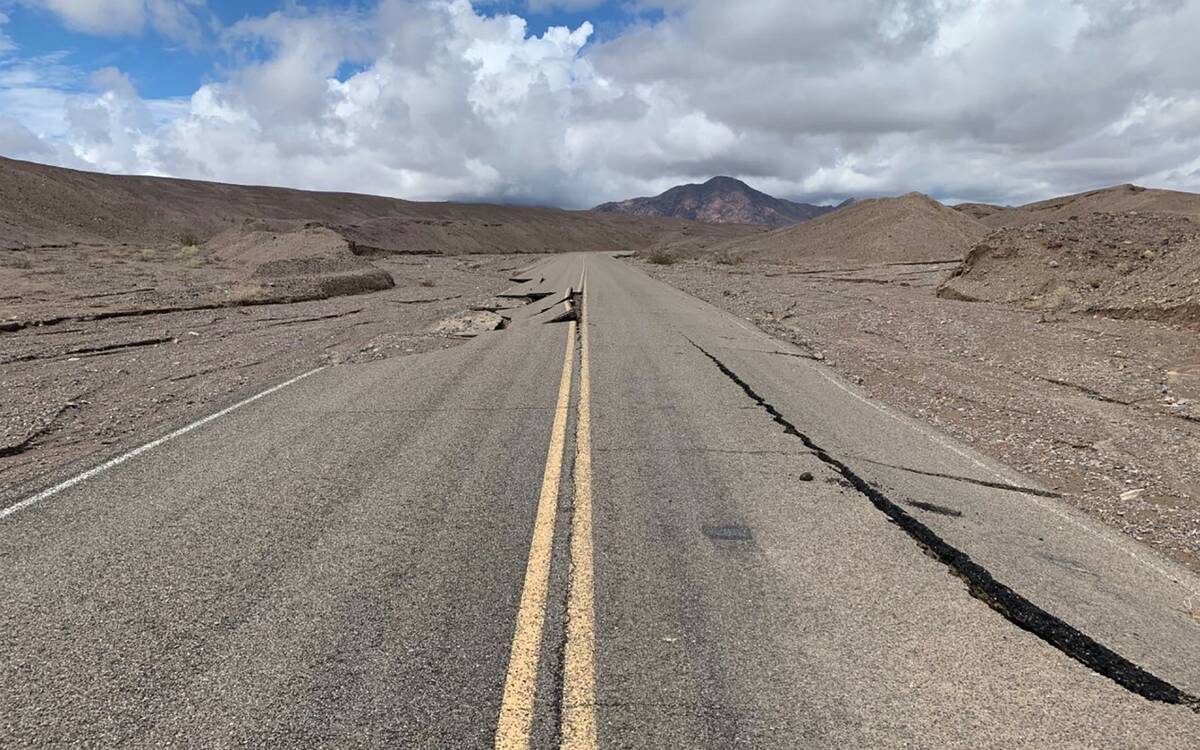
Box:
(496, 316), (577, 750)
(562, 267), (598, 749)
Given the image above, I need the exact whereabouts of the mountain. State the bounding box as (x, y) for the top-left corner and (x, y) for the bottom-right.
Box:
(0, 156), (757, 256)
(593, 176), (838, 227)
(704, 192), (989, 265)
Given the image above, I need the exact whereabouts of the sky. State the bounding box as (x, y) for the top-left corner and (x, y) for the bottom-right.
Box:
(1, 1), (1199, 209)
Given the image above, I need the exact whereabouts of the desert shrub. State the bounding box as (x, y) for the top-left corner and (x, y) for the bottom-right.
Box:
(227, 282), (266, 303)
(179, 231), (201, 247)
(140, 248), (158, 261)
(419, 279), (436, 287)
(713, 249), (744, 266)
(178, 245), (210, 268)
(646, 251), (678, 266)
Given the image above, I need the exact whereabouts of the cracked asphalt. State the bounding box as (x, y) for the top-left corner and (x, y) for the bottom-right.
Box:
(3, 253), (1200, 747)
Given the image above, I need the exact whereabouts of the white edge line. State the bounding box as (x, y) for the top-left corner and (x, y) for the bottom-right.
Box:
(1, 366), (327, 521)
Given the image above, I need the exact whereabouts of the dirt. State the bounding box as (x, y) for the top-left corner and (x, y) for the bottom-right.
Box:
(0, 227), (397, 330)
(980, 183), (1200, 229)
(939, 211), (1200, 324)
(696, 192), (988, 265)
(953, 202), (1007, 221)
(639, 256), (1200, 573)
(0, 252), (533, 493)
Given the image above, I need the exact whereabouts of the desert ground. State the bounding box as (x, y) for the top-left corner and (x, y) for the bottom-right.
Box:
(0, 248), (538, 491)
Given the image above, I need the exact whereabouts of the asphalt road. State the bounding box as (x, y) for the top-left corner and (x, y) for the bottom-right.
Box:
(2, 252), (1199, 748)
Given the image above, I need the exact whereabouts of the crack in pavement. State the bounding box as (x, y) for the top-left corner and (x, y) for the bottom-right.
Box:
(686, 336), (1200, 712)
(855, 458), (1063, 498)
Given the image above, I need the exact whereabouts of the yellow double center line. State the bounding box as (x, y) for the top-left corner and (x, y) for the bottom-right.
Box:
(563, 274), (597, 749)
(496, 270), (598, 750)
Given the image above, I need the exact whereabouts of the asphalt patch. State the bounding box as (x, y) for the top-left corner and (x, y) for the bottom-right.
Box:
(702, 524), (753, 542)
(906, 500), (963, 518)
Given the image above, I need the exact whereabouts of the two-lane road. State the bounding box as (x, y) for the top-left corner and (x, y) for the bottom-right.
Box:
(2, 253), (1198, 747)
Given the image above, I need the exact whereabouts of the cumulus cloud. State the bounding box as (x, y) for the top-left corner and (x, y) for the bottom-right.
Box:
(4, 0), (1200, 207)
(588, 0), (1200, 203)
(31, 0), (206, 44)
(0, 115), (51, 156)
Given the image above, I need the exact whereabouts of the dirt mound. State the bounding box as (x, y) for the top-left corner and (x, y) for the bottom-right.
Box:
(954, 202), (1007, 221)
(701, 192), (988, 265)
(983, 184), (1200, 229)
(0, 155), (753, 256)
(206, 220), (346, 264)
(938, 211), (1200, 324)
(206, 222), (394, 303)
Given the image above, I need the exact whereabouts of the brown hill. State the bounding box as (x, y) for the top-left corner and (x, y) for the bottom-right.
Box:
(594, 176), (837, 227)
(0, 156), (754, 255)
(938, 211), (1200, 324)
(953, 202), (1007, 221)
(703, 192), (988, 265)
(982, 184), (1200, 229)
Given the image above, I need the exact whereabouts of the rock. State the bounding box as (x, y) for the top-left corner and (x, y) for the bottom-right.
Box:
(432, 310), (505, 337)
(798, 472), (814, 481)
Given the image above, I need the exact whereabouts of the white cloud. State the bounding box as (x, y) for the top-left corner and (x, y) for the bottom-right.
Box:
(0, 114), (51, 156)
(4, 0), (1200, 207)
(38, 0), (147, 35)
(0, 11), (16, 55)
(30, 0), (206, 44)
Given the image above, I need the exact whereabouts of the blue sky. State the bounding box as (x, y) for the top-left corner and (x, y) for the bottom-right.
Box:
(1, 1), (645, 99)
(2, 1), (1199, 208)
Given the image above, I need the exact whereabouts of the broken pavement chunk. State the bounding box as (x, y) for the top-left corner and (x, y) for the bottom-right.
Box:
(432, 310), (507, 337)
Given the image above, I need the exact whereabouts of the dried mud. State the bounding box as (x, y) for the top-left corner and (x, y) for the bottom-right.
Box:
(0, 253), (531, 493)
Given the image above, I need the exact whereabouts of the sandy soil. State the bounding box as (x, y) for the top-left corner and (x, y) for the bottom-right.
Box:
(980, 183), (1200, 229)
(701, 192), (987, 264)
(0, 253), (532, 493)
(940, 211), (1200, 325)
(639, 256), (1200, 573)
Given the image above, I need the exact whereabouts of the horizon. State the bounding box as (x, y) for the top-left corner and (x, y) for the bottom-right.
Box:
(6, 152), (1169, 212)
(2, 1), (1199, 209)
